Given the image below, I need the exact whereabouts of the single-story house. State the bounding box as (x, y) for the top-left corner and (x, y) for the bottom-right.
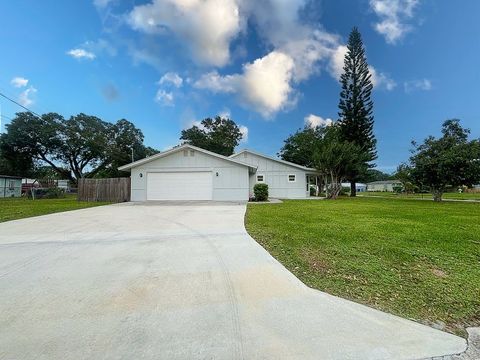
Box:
(0, 175), (22, 198)
(118, 144), (320, 201)
(366, 180), (402, 192)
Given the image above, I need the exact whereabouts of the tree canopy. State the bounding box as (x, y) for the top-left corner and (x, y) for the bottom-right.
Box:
(404, 119), (480, 201)
(313, 125), (369, 199)
(278, 126), (323, 168)
(337, 27), (376, 196)
(0, 112), (157, 182)
(180, 116), (243, 156)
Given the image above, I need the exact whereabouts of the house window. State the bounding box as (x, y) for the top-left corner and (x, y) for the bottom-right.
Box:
(256, 175), (264, 182)
(288, 174), (296, 182)
(8, 180), (15, 190)
(243, 152), (248, 158)
(189, 150), (195, 156)
(183, 150), (188, 157)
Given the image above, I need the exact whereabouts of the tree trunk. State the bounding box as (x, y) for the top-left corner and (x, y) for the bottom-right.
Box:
(350, 181), (357, 197)
(432, 189), (443, 202)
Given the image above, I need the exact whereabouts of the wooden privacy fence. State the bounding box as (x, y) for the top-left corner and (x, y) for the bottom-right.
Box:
(78, 178), (130, 202)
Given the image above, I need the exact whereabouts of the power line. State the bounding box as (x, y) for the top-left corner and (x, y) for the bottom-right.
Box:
(0, 114), (13, 121)
(0, 91), (42, 118)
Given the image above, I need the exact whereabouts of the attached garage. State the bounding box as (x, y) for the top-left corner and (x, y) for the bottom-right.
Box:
(146, 172), (213, 201)
(119, 144), (256, 202)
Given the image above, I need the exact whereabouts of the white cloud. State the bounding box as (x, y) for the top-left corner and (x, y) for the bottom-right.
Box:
(67, 48), (96, 60)
(370, 0), (420, 44)
(239, 125), (248, 143)
(128, 0), (241, 67)
(127, 0), (396, 117)
(304, 114), (333, 128)
(218, 108), (231, 119)
(404, 78), (432, 93)
(159, 72), (183, 88)
(369, 67), (397, 91)
(328, 45), (396, 91)
(154, 89), (174, 106)
(18, 86), (37, 107)
(195, 51), (295, 118)
(10, 77), (29, 88)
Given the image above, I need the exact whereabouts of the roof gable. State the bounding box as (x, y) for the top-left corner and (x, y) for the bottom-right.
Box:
(118, 144), (256, 171)
(230, 149), (317, 172)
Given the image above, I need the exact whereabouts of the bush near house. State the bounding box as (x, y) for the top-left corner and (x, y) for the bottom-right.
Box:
(253, 183), (268, 201)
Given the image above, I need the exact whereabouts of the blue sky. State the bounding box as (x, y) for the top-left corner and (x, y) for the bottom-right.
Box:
(1, 0), (479, 172)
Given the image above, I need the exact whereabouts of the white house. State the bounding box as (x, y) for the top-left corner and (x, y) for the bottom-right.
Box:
(230, 149), (320, 199)
(118, 144), (319, 201)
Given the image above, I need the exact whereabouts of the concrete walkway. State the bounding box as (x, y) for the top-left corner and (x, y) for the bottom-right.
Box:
(0, 202), (467, 359)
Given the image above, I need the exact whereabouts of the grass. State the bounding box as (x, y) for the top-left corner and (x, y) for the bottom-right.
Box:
(0, 195), (111, 223)
(360, 191), (480, 201)
(245, 197), (480, 335)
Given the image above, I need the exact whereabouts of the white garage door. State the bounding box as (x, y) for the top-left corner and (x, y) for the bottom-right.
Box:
(146, 172), (213, 200)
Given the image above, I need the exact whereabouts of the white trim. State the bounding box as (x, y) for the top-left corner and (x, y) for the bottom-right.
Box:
(288, 174), (296, 182)
(119, 144), (256, 171)
(256, 174), (265, 182)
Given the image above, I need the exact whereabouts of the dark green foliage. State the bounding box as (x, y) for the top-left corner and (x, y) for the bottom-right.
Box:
(406, 119), (480, 201)
(1, 112), (157, 182)
(313, 126), (369, 199)
(253, 183), (269, 201)
(337, 27), (376, 196)
(180, 116), (243, 156)
(278, 126), (323, 167)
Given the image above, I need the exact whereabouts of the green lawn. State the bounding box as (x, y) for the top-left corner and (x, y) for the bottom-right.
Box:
(0, 195), (111, 223)
(359, 191), (480, 201)
(246, 197), (480, 335)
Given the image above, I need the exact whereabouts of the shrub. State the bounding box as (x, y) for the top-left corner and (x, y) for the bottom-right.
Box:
(29, 187), (66, 199)
(253, 183), (268, 201)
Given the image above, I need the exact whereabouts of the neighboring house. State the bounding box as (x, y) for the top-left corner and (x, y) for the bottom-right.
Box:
(341, 182), (367, 192)
(118, 144), (320, 201)
(0, 175), (22, 198)
(366, 180), (402, 192)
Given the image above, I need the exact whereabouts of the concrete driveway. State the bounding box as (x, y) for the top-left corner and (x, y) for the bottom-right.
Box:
(0, 202), (466, 360)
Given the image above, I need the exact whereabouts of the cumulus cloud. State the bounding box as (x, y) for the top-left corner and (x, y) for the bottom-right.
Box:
(370, 0), (420, 44)
(328, 45), (396, 91)
(155, 89), (174, 106)
(239, 125), (249, 143)
(11, 77), (29, 88)
(195, 51), (295, 117)
(159, 72), (183, 88)
(404, 78), (432, 93)
(67, 48), (96, 60)
(126, 0), (395, 116)
(18, 86), (37, 107)
(128, 0), (241, 67)
(304, 114), (333, 128)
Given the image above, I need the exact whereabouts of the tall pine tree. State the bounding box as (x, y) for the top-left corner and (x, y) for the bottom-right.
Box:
(338, 27), (376, 197)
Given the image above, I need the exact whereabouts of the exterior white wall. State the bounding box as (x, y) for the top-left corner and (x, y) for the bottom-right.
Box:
(231, 152), (309, 199)
(129, 149), (250, 201)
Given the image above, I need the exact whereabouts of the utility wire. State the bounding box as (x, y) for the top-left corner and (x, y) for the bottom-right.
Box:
(0, 91), (42, 118)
